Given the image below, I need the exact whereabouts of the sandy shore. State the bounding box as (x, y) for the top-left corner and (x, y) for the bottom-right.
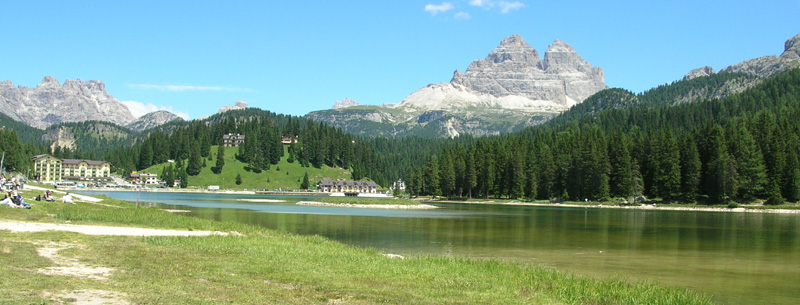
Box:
(433, 200), (800, 214)
(237, 199), (286, 203)
(297, 201), (438, 209)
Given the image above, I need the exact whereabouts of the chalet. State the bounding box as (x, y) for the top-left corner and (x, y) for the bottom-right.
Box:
(222, 133), (245, 147)
(281, 136), (298, 145)
(129, 172), (159, 185)
(317, 180), (379, 194)
(31, 154), (112, 183)
(392, 179), (406, 191)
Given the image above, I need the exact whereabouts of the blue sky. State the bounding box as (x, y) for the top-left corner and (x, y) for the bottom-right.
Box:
(1, 1), (798, 119)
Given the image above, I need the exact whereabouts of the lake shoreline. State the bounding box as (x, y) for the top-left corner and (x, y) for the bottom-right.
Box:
(429, 200), (800, 214)
(297, 201), (438, 209)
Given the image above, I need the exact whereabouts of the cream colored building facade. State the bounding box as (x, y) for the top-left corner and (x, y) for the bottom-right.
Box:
(31, 154), (112, 183)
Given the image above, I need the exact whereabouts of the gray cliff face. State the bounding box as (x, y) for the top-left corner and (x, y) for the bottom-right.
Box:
(218, 101), (249, 113)
(451, 35), (606, 105)
(126, 110), (184, 131)
(720, 33), (800, 77)
(684, 66), (716, 80)
(332, 97), (360, 109)
(0, 76), (135, 129)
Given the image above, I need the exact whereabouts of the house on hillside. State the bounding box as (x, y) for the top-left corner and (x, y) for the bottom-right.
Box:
(317, 180), (378, 193)
(31, 154), (112, 183)
(223, 133), (245, 147)
(281, 136), (298, 145)
(129, 172), (159, 185)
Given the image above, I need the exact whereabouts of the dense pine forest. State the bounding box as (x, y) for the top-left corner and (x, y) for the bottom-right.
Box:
(2, 69), (799, 205)
(405, 69), (800, 204)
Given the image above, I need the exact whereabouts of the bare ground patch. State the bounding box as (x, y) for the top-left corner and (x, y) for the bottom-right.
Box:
(43, 289), (131, 305)
(35, 242), (114, 281)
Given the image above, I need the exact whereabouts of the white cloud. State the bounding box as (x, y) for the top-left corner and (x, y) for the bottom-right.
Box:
(127, 83), (251, 92)
(498, 1), (524, 13)
(424, 2), (454, 15)
(454, 11), (472, 20)
(121, 101), (190, 120)
(469, 0), (491, 7)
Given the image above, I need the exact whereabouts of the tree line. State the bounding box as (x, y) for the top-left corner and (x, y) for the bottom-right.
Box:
(405, 69), (800, 204)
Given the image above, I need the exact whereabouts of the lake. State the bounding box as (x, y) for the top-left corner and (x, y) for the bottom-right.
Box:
(78, 190), (800, 304)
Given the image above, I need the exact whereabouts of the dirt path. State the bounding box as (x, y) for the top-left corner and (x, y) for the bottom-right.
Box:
(0, 220), (230, 236)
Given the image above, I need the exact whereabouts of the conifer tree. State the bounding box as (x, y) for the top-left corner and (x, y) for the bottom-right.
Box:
(608, 130), (633, 198)
(235, 173), (242, 185)
(212, 145), (225, 174)
(186, 141), (202, 176)
(300, 172), (310, 190)
(423, 155), (440, 196)
(653, 129), (682, 201)
(726, 120), (767, 200)
(138, 140), (153, 170)
(680, 135), (702, 202)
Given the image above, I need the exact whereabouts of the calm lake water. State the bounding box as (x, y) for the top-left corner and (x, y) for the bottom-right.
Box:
(79, 191), (800, 305)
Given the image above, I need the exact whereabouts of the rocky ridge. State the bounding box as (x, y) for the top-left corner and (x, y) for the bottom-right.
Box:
(332, 98), (360, 109)
(718, 33), (800, 77)
(309, 34), (606, 137)
(218, 101), (249, 113)
(0, 77), (136, 129)
(126, 110), (184, 131)
(684, 66), (716, 80)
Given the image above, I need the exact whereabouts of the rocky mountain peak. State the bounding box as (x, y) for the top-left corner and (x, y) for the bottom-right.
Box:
(485, 34), (540, 65)
(720, 32), (800, 77)
(545, 39), (574, 53)
(781, 33), (800, 61)
(684, 66), (716, 80)
(218, 100), (249, 113)
(332, 97), (360, 109)
(450, 35), (605, 106)
(0, 76), (135, 129)
(126, 110), (183, 131)
(40, 76), (60, 87)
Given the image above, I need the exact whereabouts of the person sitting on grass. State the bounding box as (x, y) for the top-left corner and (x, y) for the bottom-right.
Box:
(12, 191), (31, 209)
(2, 191), (30, 209)
(1, 192), (16, 208)
(43, 190), (56, 202)
(62, 192), (75, 204)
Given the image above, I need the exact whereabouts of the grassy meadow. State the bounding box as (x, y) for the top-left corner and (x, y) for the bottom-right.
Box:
(0, 187), (713, 304)
(143, 146), (357, 191)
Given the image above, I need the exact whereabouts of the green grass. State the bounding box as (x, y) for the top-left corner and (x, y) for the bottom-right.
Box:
(143, 146), (356, 191)
(314, 197), (421, 206)
(1, 187), (713, 304)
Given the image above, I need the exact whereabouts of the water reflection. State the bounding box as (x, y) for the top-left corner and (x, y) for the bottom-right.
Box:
(78, 191), (800, 305)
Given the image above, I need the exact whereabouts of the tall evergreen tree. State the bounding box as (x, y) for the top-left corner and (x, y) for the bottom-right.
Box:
(423, 155), (440, 196)
(653, 129), (682, 201)
(608, 130), (633, 198)
(300, 172), (310, 190)
(679, 134), (702, 202)
(212, 145), (225, 174)
(186, 141), (202, 176)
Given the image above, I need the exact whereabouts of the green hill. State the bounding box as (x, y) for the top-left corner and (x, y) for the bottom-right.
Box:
(143, 146), (356, 191)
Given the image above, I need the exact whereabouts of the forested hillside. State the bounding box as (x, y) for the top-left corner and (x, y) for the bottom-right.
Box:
(103, 108), (392, 187)
(547, 72), (759, 127)
(406, 69), (800, 204)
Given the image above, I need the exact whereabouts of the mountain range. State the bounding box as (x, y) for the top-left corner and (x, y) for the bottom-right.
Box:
(0, 77), (182, 131)
(1, 33), (799, 142)
(306, 33), (800, 137)
(306, 34), (607, 137)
